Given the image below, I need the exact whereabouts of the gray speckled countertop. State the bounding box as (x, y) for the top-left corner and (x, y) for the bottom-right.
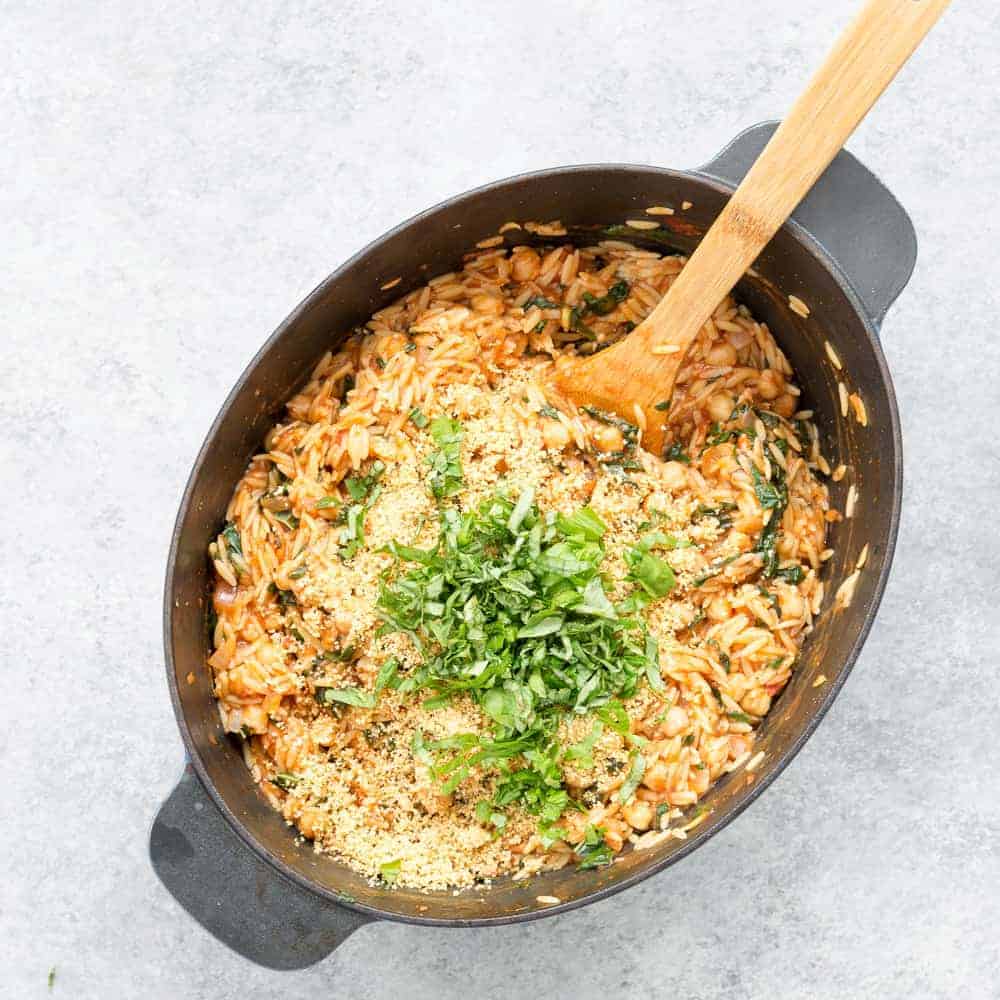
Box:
(4, 2), (999, 997)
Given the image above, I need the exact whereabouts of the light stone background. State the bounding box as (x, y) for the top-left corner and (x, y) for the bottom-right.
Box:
(3, 1), (998, 997)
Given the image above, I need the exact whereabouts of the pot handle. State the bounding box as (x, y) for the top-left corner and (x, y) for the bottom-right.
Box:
(149, 765), (371, 969)
(698, 121), (917, 327)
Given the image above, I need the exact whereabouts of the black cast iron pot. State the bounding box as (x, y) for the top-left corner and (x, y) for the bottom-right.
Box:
(151, 122), (913, 969)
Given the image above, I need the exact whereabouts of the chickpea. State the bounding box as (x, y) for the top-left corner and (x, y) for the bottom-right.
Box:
(660, 460), (688, 491)
(706, 391), (736, 423)
(240, 703), (269, 734)
(756, 368), (786, 401)
(603, 826), (626, 852)
(334, 611), (353, 636)
(642, 760), (671, 793)
(661, 705), (690, 738)
(728, 530), (752, 553)
(706, 595), (730, 622)
(701, 443), (739, 479)
(734, 510), (763, 535)
(691, 765), (711, 796)
(773, 392), (797, 418)
(623, 799), (655, 832)
(779, 587), (805, 620)
(593, 424), (624, 453)
(559, 809), (590, 842)
(471, 293), (504, 316)
(511, 248), (541, 282)
(706, 342), (738, 367)
(776, 533), (796, 560)
(541, 418), (571, 450)
(297, 807), (323, 840)
(741, 688), (772, 717)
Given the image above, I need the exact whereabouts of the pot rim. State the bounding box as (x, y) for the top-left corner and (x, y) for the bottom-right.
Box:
(162, 160), (903, 926)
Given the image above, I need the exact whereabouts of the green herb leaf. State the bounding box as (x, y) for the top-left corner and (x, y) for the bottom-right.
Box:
(426, 416), (464, 499)
(376, 490), (663, 841)
(564, 721), (604, 768)
(618, 750), (646, 803)
(409, 407), (429, 429)
(316, 686), (376, 709)
(273, 772), (299, 790)
(555, 507), (607, 542)
(374, 657), (400, 693)
(575, 824), (614, 870)
(624, 542), (676, 601)
(379, 859), (402, 884)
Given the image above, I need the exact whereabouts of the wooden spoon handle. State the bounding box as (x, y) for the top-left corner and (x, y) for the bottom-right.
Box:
(639, 0), (951, 359)
(557, 0), (949, 451)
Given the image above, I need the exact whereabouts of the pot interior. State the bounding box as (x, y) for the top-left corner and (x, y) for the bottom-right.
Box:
(166, 166), (899, 923)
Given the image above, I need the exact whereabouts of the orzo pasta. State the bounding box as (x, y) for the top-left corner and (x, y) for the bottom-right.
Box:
(208, 240), (831, 890)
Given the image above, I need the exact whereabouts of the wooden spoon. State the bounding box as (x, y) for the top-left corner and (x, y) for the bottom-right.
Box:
(553, 0), (950, 455)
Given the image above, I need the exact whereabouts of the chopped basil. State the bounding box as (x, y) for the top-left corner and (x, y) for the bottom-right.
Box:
(727, 711), (755, 725)
(345, 460), (386, 502)
(564, 721), (604, 769)
(426, 416), (464, 499)
(273, 772), (299, 790)
(618, 750), (645, 803)
(377, 492), (661, 837)
(409, 407), (429, 429)
(379, 859), (402, 884)
(315, 686), (377, 709)
(575, 824), (614, 870)
(374, 657), (400, 693)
